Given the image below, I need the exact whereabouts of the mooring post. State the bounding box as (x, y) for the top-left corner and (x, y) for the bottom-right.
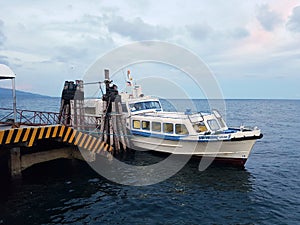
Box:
(100, 69), (123, 154)
(9, 147), (21, 177)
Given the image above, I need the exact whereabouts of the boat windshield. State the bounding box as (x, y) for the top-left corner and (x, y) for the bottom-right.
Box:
(207, 119), (220, 131)
(129, 101), (162, 112)
(212, 109), (226, 128)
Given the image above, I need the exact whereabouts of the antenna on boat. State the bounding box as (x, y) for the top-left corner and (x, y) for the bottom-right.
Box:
(104, 69), (111, 82)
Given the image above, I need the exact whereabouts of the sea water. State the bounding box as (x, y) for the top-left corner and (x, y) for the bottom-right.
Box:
(0, 98), (299, 224)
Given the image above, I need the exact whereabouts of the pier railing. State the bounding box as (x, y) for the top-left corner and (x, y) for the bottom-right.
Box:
(0, 107), (62, 126)
(0, 107), (102, 129)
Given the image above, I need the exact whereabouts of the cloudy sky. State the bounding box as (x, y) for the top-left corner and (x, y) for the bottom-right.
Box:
(0, 0), (300, 99)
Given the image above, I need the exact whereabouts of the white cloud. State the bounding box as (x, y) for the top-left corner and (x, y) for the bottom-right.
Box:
(286, 5), (300, 32)
(256, 4), (283, 31)
(0, 55), (9, 65)
(0, 0), (299, 98)
(106, 16), (172, 40)
(0, 19), (6, 47)
(186, 23), (213, 40)
(229, 28), (250, 39)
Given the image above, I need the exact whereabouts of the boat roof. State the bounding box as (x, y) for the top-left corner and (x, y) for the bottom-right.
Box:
(127, 96), (160, 104)
(0, 64), (16, 79)
(133, 111), (210, 120)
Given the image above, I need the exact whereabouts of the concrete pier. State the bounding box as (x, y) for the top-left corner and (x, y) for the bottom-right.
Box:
(0, 125), (113, 177)
(0, 72), (126, 178)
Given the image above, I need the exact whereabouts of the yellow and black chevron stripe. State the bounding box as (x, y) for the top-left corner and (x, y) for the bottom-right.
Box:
(0, 125), (113, 153)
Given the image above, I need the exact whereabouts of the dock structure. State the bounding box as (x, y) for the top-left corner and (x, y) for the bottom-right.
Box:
(0, 125), (113, 177)
(0, 67), (129, 178)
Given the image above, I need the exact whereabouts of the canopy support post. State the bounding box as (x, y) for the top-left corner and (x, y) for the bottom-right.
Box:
(12, 78), (17, 123)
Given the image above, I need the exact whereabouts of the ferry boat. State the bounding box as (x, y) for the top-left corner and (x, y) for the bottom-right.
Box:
(119, 85), (263, 166)
(84, 75), (263, 166)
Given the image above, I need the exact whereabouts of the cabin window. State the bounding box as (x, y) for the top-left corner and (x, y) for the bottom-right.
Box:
(175, 124), (189, 135)
(129, 101), (161, 112)
(193, 122), (208, 133)
(207, 119), (220, 131)
(152, 122), (161, 132)
(130, 103), (142, 111)
(129, 103), (142, 112)
(144, 101), (161, 110)
(212, 110), (226, 128)
(133, 120), (140, 129)
(142, 121), (150, 130)
(217, 118), (226, 128)
(163, 123), (173, 134)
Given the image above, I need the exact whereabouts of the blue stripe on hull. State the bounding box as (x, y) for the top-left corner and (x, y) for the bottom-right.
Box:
(130, 130), (222, 142)
(130, 129), (262, 142)
(131, 130), (186, 141)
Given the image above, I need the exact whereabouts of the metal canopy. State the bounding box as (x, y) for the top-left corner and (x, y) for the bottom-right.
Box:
(0, 64), (16, 79)
(0, 64), (17, 123)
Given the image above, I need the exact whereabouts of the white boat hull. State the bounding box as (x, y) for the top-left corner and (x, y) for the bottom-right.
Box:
(131, 135), (257, 166)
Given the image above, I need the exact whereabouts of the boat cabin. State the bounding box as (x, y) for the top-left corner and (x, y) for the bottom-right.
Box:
(129, 109), (229, 138)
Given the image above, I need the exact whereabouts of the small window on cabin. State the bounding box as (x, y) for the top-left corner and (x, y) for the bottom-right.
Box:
(193, 121), (208, 133)
(144, 102), (151, 109)
(134, 103), (143, 111)
(163, 123), (174, 134)
(207, 119), (220, 131)
(217, 118), (226, 128)
(152, 122), (161, 132)
(153, 101), (161, 110)
(175, 124), (189, 135)
(144, 101), (161, 110)
(133, 120), (140, 129)
(129, 103), (135, 112)
(142, 121), (150, 130)
(130, 103), (143, 112)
